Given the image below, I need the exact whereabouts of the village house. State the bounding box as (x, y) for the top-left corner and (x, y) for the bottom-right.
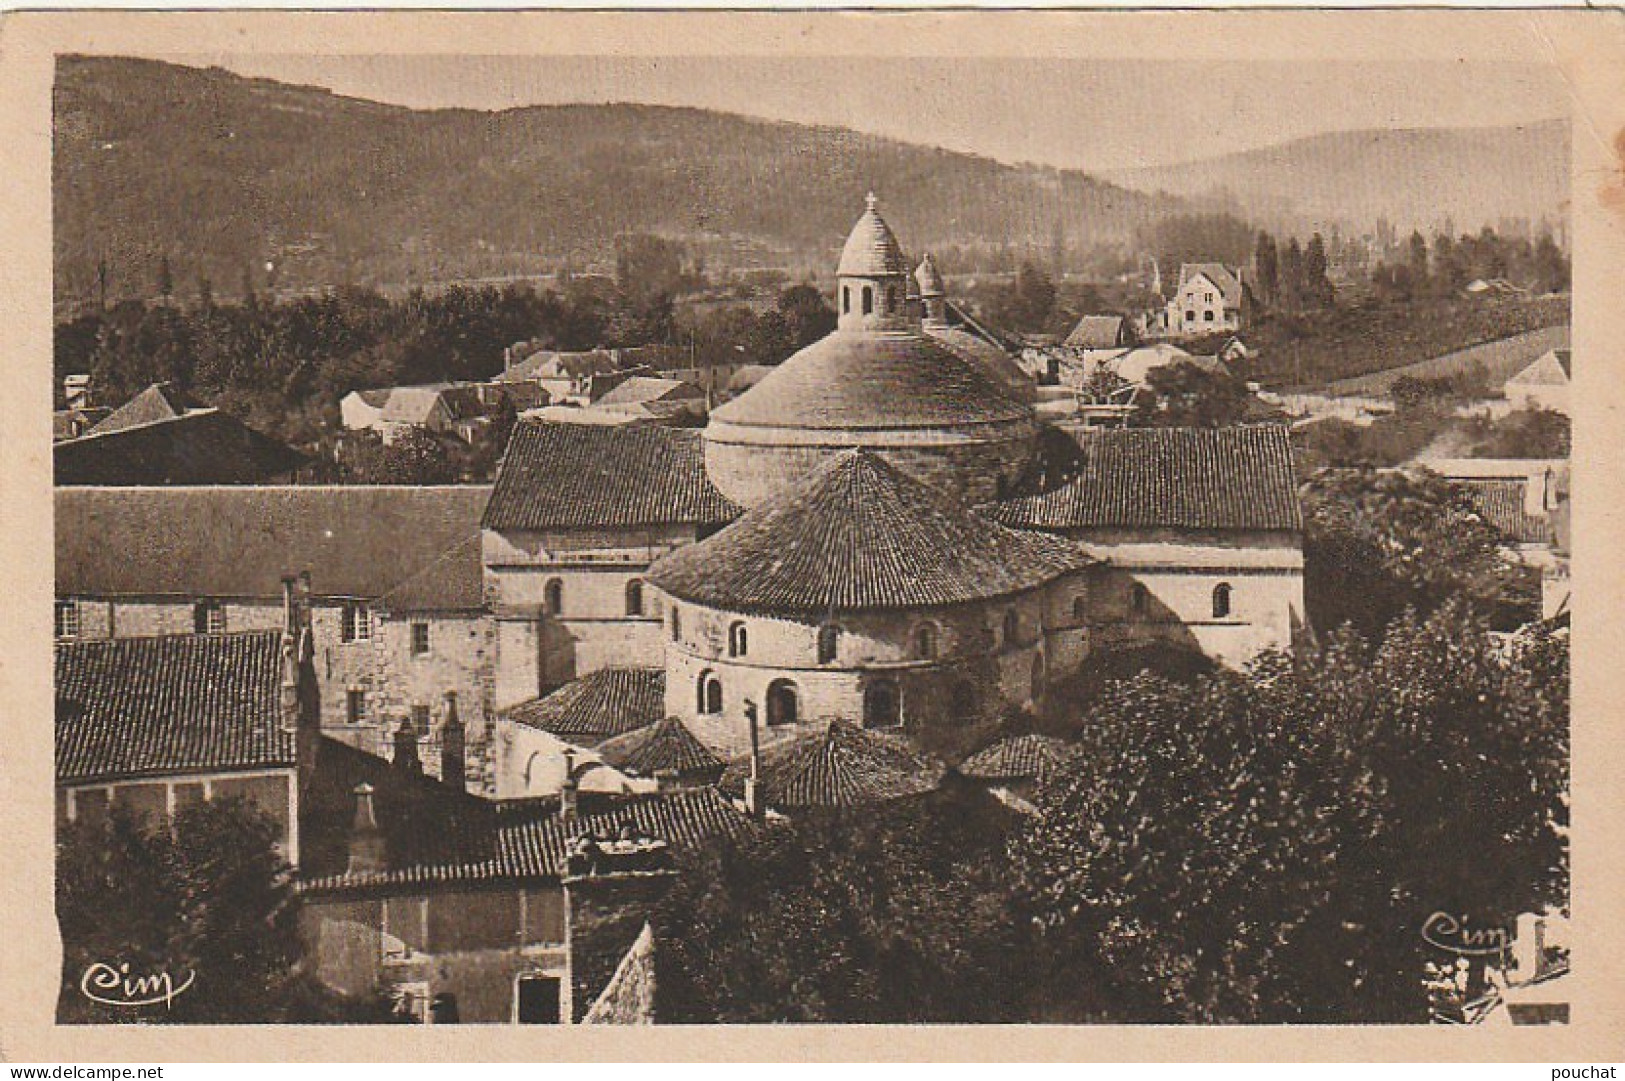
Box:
(54, 485), (492, 766)
(1503, 348), (1571, 416)
(54, 582), (317, 863)
(55, 382), (310, 485)
(1143, 262), (1248, 339)
(340, 382), (522, 446)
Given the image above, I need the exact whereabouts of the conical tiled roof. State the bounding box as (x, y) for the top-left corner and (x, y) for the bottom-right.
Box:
(647, 451), (1095, 615)
(500, 668), (666, 745)
(720, 721), (945, 809)
(836, 193), (910, 278)
(594, 717), (725, 780)
(958, 734), (1075, 783)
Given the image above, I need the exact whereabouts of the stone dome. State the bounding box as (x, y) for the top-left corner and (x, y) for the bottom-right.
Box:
(704, 195), (1039, 507)
(836, 192), (911, 278)
(915, 253), (945, 298)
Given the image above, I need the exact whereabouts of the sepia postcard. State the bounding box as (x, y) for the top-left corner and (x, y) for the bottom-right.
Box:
(2, 7), (1625, 1063)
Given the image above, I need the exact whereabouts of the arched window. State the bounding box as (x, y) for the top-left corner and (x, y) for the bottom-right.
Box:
(817, 623), (841, 664)
(1071, 595), (1088, 623)
(863, 680), (900, 729)
(842, 286), (851, 314)
(698, 671), (722, 715)
(1212, 582), (1233, 619)
(862, 285), (874, 315)
(1031, 652), (1047, 698)
(625, 579), (644, 617)
(913, 622), (938, 660)
(766, 679), (799, 726)
(728, 621), (748, 658)
(670, 605), (682, 643)
(1002, 608), (1021, 648)
(544, 578), (563, 616)
(1131, 582), (1149, 616)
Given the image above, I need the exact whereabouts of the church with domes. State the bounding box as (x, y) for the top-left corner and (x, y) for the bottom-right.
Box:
(470, 194), (1305, 792)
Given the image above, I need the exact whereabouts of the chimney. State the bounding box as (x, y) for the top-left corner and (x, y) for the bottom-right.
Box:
(743, 697), (763, 818)
(346, 783), (386, 876)
(441, 691), (466, 792)
(279, 576), (300, 733)
(393, 715), (422, 775)
(560, 748), (579, 822)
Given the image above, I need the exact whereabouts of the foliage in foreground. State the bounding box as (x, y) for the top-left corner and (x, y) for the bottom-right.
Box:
(1006, 604), (1568, 1023)
(56, 798), (396, 1023)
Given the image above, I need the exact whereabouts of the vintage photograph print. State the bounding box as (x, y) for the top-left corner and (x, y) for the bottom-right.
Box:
(29, 13), (1604, 1043)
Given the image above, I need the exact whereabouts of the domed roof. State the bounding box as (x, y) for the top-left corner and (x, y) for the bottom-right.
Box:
(710, 329), (1030, 432)
(646, 450), (1096, 616)
(915, 253), (945, 297)
(720, 721), (946, 809)
(836, 193), (910, 278)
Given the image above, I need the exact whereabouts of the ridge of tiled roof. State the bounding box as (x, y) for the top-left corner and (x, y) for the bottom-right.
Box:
(85, 382), (201, 436)
(56, 409), (310, 486)
(594, 717), (725, 779)
(56, 630), (295, 785)
(299, 786), (751, 893)
(1507, 349), (1571, 387)
(378, 534), (487, 613)
(646, 450), (1097, 616)
(709, 329), (1032, 432)
(594, 376), (703, 408)
(501, 669), (667, 745)
(57, 485), (491, 599)
(985, 426), (1302, 533)
(483, 422), (740, 531)
(719, 721), (944, 809)
(958, 734), (1075, 783)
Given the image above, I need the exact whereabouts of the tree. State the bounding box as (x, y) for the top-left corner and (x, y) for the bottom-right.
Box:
(1008, 604), (1567, 1023)
(1253, 232), (1279, 308)
(1131, 362), (1253, 428)
(775, 283), (836, 350)
(1279, 237), (1305, 311)
(156, 254), (174, 306)
(1303, 233), (1334, 308)
(989, 262), (1057, 333)
(1408, 230), (1430, 293)
(1532, 233), (1570, 293)
(654, 787), (1057, 1023)
(1301, 467), (1540, 640)
(57, 799), (397, 1023)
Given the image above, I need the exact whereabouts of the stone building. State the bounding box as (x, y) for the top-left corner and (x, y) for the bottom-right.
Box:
(645, 450), (1097, 758)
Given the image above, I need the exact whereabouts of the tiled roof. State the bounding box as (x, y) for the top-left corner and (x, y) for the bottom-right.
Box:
(1507, 349), (1571, 387)
(299, 786), (751, 893)
(1458, 479), (1553, 544)
(594, 717), (725, 780)
(836, 196), (911, 278)
(1064, 315), (1127, 350)
(709, 329), (1031, 431)
(594, 376), (703, 408)
(56, 631), (296, 785)
(57, 485), (491, 600)
(501, 669), (667, 745)
(56, 410), (310, 486)
(378, 534), (486, 613)
(483, 421), (740, 530)
(923, 324), (1034, 402)
(985, 426), (1302, 533)
(377, 384), (485, 425)
(647, 451), (1096, 615)
(1180, 263), (1243, 307)
(727, 364), (776, 393)
(86, 382), (200, 436)
(719, 721), (945, 809)
(958, 734), (1074, 783)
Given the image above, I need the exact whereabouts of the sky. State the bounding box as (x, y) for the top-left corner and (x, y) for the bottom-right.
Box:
(165, 54), (1569, 173)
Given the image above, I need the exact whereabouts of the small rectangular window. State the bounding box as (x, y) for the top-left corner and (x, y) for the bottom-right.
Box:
(412, 704), (431, 731)
(342, 602), (372, 643)
(411, 622), (431, 656)
(55, 600), (80, 640)
(346, 688), (366, 725)
(194, 599), (226, 634)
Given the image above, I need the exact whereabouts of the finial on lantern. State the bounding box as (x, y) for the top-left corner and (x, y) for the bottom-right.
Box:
(865, 191), (878, 212)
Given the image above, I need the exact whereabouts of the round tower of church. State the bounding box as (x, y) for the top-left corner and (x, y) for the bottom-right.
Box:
(703, 195), (1039, 508)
